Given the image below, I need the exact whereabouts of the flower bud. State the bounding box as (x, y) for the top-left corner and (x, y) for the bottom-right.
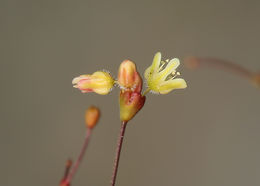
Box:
(118, 60), (142, 92)
(72, 71), (114, 95)
(119, 91), (146, 122)
(85, 106), (100, 129)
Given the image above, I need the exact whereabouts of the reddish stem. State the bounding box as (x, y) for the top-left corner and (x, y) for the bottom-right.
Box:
(66, 129), (92, 184)
(110, 121), (128, 186)
(60, 159), (73, 186)
(64, 159), (73, 179)
(185, 57), (254, 79)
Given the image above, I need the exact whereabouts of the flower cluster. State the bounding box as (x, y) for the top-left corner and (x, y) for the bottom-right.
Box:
(72, 52), (187, 121)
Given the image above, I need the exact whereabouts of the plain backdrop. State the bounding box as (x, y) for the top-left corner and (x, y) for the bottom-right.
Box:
(1, 0), (260, 186)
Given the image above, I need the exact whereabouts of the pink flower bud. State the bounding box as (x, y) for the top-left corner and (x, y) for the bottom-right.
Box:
(85, 106), (100, 129)
(72, 71), (114, 95)
(118, 60), (142, 92)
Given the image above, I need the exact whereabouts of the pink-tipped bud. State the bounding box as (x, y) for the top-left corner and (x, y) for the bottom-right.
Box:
(72, 71), (114, 95)
(118, 60), (142, 92)
(119, 91), (146, 122)
(85, 106), (100, 129)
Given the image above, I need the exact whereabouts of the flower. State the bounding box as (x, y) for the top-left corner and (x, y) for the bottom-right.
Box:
(118, 60), (145, 122)
(144, 52), (187, 94)
(72, 71), (114, 95)
(118, 60), (142, 92)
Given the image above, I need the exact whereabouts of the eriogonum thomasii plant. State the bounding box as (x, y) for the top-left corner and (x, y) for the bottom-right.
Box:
(71, 52), (187, 186)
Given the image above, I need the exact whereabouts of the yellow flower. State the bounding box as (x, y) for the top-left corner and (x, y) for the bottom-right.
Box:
(72, 71), (114, 95)
(144, 52), (187, 94)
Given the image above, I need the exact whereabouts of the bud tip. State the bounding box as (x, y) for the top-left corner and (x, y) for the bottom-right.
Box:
(85, 106), (100, 129)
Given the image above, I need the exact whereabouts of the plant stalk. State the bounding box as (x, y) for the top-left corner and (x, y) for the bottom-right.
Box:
(66, 128), (92, 183)
(110, 121), (128, 186)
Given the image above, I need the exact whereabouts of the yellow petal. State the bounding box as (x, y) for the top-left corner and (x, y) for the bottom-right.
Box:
(158, 78), (187, 94)
(91, 71), (114, 95)
(157, 58), (180, 81)
(144, 66), (152, 80)
(72, 75), (89, 84)
(150, 52), (161, 74)
(72, 71), (115, 95)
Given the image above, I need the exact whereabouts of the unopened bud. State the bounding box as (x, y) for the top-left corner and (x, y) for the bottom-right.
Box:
(119, 91), (145, 122)
(72, 71), (114, 95)
(85, 106), (100, 129)
(118, 60), (142, 92)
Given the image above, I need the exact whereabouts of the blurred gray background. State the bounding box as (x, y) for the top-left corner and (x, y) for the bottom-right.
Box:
(1, 0), (260, 186)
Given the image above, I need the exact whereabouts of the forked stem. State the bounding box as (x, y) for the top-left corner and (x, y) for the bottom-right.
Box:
(110, 121), (128, 186)
(66, 129), (92, 183)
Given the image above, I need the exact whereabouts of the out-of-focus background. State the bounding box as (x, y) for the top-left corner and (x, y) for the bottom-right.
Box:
(1, 0), (260, 185)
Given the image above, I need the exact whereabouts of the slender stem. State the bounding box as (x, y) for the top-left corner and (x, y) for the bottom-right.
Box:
(63, 159), (72, 180)
(185, 57), (254, 79)
(60, 159), (73, 186)
(110, 121), (128, 186)
(201, 57), (253, 79)
(66, 128), (92, 183)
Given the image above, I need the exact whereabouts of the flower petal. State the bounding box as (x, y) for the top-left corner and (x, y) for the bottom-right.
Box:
(90, 71), (114, 95)
(150, 52), (161, 74)
(157, 58), (180, 80)
(144, 66), (152, 80)
(72, 71), (114, 95)
(72, 75), (90, 84)
(158, 78), (187, 94)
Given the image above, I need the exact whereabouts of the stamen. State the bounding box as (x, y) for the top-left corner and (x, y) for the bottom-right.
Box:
(165, 71), (180, 81)
(159, 61), (168, 72)
(171, 71), (180, 79)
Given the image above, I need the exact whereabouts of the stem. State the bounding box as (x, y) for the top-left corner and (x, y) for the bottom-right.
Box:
(63, 159), (72, 180)
(185, 57), (254, 79)
(110, 121), (128, 186)
(60, 159), (73, 186)
(66, 129), (92, 183)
